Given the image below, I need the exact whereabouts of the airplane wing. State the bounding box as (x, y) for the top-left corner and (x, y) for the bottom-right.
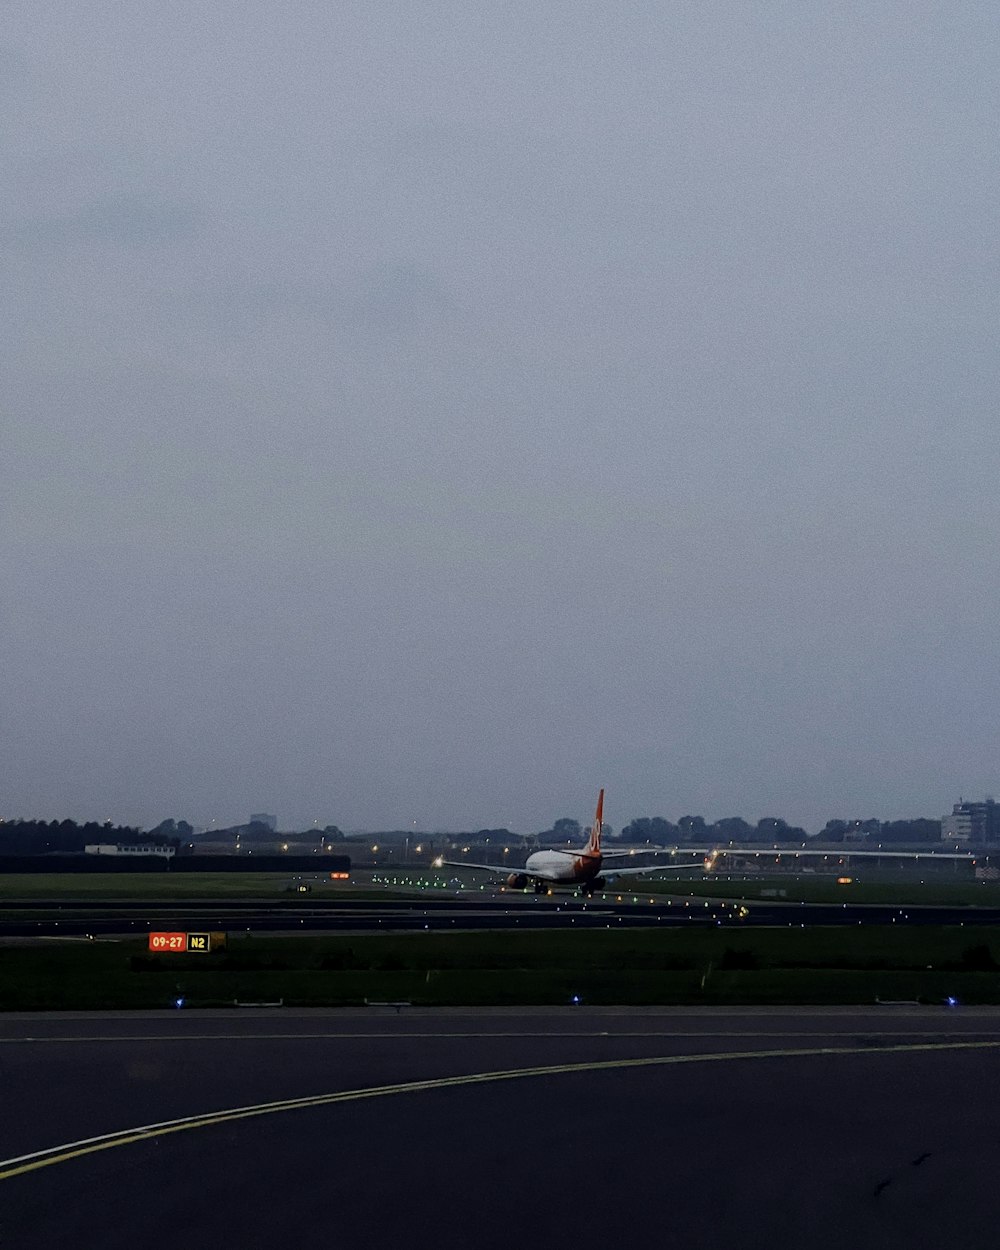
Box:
(601, 864), (704, 878)
(436, 859), (514, 875)
(708, 848), (974, 861)
(541, 847), (704, 862)
(599, 849), (703, 860)
(436, 858), (702, 878)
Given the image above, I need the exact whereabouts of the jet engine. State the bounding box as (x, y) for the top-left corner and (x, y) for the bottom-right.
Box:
(590, 876), (607, 892)
(506, 873), (529, 890)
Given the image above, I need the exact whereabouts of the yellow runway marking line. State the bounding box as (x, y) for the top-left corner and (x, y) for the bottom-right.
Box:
(2, 1039), (999, 1183)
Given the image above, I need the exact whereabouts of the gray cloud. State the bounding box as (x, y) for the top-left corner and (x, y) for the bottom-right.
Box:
(2, 2), (999, 832)
(4, 195), (202, 247)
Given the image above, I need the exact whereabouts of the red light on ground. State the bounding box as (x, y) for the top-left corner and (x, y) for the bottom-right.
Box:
(329, 871), (350, 880)
(148, 932), (187, 952)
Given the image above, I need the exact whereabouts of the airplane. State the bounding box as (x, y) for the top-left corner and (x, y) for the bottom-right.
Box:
(434, 789), (701, 897)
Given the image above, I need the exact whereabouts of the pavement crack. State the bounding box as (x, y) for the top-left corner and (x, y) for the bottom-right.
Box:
(872, 1150), (933, 1199)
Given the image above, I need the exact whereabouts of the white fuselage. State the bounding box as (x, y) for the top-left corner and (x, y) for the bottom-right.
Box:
(524, 849), (601, 884)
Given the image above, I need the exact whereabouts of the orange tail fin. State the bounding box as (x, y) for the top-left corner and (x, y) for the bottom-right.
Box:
(587, 789), (604, 855)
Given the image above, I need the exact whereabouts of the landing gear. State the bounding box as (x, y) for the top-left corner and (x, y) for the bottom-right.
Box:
(533, 879), (547, 894)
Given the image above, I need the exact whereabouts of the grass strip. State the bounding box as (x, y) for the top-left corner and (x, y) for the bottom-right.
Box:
(2, 927), (999, 1010)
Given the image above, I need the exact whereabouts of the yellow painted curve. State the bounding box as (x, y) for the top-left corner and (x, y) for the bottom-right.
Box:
(2, 1039), (998, 1183)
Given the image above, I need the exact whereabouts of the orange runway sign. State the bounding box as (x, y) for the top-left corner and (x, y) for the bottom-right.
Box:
(148, 931), (225, 953)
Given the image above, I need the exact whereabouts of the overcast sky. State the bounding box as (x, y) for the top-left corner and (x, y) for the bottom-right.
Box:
(3, 2), (998, 833)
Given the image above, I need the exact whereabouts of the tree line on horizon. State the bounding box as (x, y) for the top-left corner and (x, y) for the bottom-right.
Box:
(537, 814), (942, 845)
(0, 819), (165, 856)
(0, 811), (946, 857)
(613, 815), (942, 845)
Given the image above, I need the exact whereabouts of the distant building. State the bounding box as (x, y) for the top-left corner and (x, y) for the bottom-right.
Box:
(249, 813), (277, 831)
(942, 799), (1000, 844)
(842, 819), (880, 844)
(84, 843), (175, 858)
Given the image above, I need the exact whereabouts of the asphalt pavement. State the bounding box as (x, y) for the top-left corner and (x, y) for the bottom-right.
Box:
(1, 1006), (999, 1249)
(5, 892), (1000, 938)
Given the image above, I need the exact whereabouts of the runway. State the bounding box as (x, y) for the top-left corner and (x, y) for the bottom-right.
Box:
(2, 1007), (999, 1249)
(4, 892), (1000, 938)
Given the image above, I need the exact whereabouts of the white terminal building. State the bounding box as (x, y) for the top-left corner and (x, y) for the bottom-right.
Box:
(942, 798), (1000, 845)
